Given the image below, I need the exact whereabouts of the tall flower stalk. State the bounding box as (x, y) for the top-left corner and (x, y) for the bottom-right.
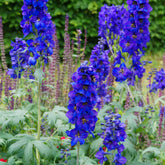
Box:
(66, 62), (98, 163)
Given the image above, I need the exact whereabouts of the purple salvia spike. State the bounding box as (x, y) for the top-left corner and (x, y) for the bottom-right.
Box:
(124, 92), (130, 110)
(162, 119), (165, 142)
(144, 135), (151, 147)
(9, 78), (17, 110)
(70, 39), (74, 73)
(81, 29), (87, 63)
(158, 106), (164, 138)
(4, 75), (10, 97)
(27, 88), (33, 103)
(48, 33), (57, 98)
(106, 62), (114, 102)
(73, 29), (81, 72)
(53, 30), (61, 102)
(59, 15), (70, 102)
(0, 64), (3, 101)
(55, 80), (60, 104)
(65, 14), (69, 32)
(0, 17), (7, 71)
(146, 93), (150, 105)
(0, 79), (3, 102)
(65, 33), (72, 104)
(54, 31), (60, 76)
(159, 89), (164, 108)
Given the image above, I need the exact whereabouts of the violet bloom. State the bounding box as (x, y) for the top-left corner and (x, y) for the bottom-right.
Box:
(20, 0), (55, 65)
(98, 4), (127, 44)
(90, 39), (110, 109)
(66, 62), (98, 146)
(119, 0), (152, 83)
(113, 63), (132, 82)
(8, 38), (29, 78)
(113, 153), (127, 165)
(95, 111), (127, 164)
(149, 68), (165, 92)
(95, 147), (109, 165)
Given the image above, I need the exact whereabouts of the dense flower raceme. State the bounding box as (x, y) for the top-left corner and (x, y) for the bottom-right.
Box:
(149, 68), (165, 93)
(8, 0), (55, 78)
(66, 62), (98, 146)
(98, 4), (127, 44)
(21, 0), (55, 64)
(95, 111), (127, 165)
(7, 37), (30, 78)
(120, 0), (152, 56)
(90, 39), (110, 108)
(115, 0), (152, 83)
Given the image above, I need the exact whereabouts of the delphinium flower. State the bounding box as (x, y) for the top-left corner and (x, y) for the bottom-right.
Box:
(118, 0), (152, 83)
(98, 4), (129, 102)
(90, 38), (110, 109)
(66, 62), (98, 146)
(113, 63), (132, 82)
(149, 68), (165, 93)
(98, 4), (127, 46)
(7, 37), (29, 78)
(95, 111), (127, 165)
(21, 0), (55, 65)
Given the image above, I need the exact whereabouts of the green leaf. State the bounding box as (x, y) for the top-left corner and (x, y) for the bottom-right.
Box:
(7, 156), (15, 165)
(142, 147), (160, 156)
(121, 113), (138, 129)
(34, 68), (45, 83)
(43, 106), (68, 127)
(67, 158), (76, 165)
(90, 138), (103, 151)
(80, 156), (97, 165)
(125, 106), (143, 114)
(0, 110), (27, 129)
(32, 140), (51, 158)
(0, 138), (6, 146)
(8, 140), (28, 154)
(160, 141), (165, 151)
(24, 142), (34, 165)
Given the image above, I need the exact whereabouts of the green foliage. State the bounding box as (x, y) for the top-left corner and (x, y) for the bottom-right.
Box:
(148, 0), (165, 52)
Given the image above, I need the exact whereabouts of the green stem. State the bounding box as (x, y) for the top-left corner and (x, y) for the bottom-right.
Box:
(36, 82), (41, 165)
(77, 142), (80, 165)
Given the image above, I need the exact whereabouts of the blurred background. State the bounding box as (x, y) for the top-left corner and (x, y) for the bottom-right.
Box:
(0, 0), (165, 67)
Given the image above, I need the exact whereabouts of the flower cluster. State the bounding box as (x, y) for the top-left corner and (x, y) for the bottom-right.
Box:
(60, 148), (71, 163)
(98, 4), (127, 44)
(120, 0), (152, 55)
(21, 0), (55, 65)
(66, 62), (98, 146)
(149, 68), (165, 92)
(95, 111), (127, 165)
(90, 39), (110, 83)
(116, 0), (152, 83)
(8, 0), (55, 78)
(7, 37), (29, 78)
(90, 39), (110, 108)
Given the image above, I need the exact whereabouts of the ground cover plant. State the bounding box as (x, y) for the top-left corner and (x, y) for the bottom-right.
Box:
(0, 0), (165, 165)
